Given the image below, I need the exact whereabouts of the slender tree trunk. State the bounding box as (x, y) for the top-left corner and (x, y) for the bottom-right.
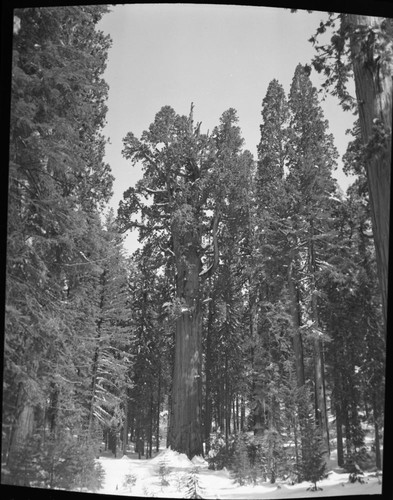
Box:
(88, 269), (107, 436)
(156, 365), (161, 452)
(267, 394), (276, 484)
(249, 282), (265, 436)
(346, 14), (391, 331)
(236, 396), (240, 433)
(122, 393), (128, 455)
(334, 365), (345, 466)
(149, 392), (154, 458)
(166, 392), (171, 449)
(288, 252), (305, 387)
(240, 396), (246, 431)
(204, 294), (214, 454)
(104, 428), (108, 451)
(293, 414), (300, 483)
(321, 340), (330, 454)
(220, 379), (225, 433)
(225, 352), (230, 444)
(233, 400), (237, 434)
(336, 407), (344, 467)
(344, 404), (351, 457)
(372, 395), (382, 469)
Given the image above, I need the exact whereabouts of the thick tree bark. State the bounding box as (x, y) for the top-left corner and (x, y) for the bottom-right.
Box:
(168, 227), (203, 459)
(346, 14), (392, 331)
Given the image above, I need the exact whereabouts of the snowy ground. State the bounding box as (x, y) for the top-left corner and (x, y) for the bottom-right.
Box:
(95, 448), (382, 498)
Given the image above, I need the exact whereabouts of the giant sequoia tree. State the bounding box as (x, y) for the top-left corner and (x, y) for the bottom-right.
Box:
(309, 11), (392, 330)
(118, 105), (254, 458)
(119, 105), (220, 458)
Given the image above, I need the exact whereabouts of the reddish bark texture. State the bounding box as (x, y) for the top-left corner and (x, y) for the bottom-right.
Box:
(347, 14), (392, 330)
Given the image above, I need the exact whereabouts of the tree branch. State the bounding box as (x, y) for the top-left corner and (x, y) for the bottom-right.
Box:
(159, 241), (175, 257)
(199, 210), (219, 280)
(143, 187), (167, 195)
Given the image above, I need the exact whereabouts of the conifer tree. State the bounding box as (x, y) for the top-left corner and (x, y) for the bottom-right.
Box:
(318, 120), (385, 469)
(309, 12), (392, 329)
(4, 5), (114, 485)
(285, 63), (339, 457)
(127, 244), (172, 458)
(253, 78), (289, 436)
(119, 104), (218, 458)
(119, 105), (252, 458)
(205, 109), (254, 446)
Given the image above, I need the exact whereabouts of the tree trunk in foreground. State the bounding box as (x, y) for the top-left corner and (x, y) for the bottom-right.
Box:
(347, 14), (392, 331)
(168, 229), (203, 459)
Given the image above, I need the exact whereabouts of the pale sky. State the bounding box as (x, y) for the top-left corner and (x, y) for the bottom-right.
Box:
(97, 3), (357, 254)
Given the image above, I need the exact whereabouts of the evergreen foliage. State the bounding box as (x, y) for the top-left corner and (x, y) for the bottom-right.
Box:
(297, 422), (327, 490)
(3, 6), (386, 491)
(3, 431), (105, 491)
(3, 5), (133, 488)
(207, 432), (236, 471)
(184, 466), (205, 499)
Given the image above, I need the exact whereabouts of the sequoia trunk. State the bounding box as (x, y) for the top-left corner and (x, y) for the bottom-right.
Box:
(347, 14), (392, 330)
(168, 228), (203, 459)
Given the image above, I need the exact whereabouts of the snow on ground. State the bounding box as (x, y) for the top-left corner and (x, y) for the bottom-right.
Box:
(96, 447), (382, 498)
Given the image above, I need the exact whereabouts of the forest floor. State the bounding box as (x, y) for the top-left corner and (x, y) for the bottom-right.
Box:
(95, 447), (383, 498)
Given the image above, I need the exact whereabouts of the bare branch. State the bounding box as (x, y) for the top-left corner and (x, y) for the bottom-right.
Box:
(159, 241), (175, 257)
(143, 187), (167, 195)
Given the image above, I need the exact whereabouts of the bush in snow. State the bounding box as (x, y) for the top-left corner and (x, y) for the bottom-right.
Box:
(4, 431), (105, 491)
(344, 455), (366, 484)
(231, 432), (267, 486)
(184, 466), (205, 499)
(346, 446), (373, 471)
(232, 433), (254, 485)
(158, 457), (171, 487)
(207, 431), (236, 470)
(260, 428), (288, 484)
(123, 471), (137, 491)
(174, 472), (185, 492)
(296, 424), (327, 491)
